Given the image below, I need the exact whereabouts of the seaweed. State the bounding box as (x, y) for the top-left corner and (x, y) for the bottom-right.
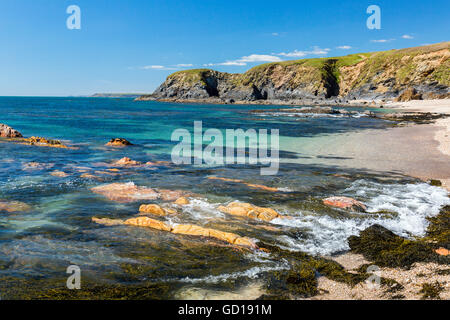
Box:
(258, 242), (369, 298)
(0, 276), (174, 300)
(419, 281), (444, 300)
(348, 224), (448, 268)
(425, 205), (450, 249)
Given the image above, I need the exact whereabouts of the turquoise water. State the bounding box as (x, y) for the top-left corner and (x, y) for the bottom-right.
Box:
(0, 97), (448, 299)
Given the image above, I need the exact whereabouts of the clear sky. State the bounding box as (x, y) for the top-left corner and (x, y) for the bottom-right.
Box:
(0, 0), (449, 96)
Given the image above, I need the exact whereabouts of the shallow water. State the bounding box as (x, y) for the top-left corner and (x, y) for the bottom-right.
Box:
(0, 97), (448, 299)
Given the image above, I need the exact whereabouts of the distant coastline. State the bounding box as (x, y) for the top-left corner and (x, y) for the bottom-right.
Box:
(91, 93), (147, 98)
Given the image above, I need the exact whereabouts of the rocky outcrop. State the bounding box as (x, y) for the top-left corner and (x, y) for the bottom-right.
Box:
(0, 124), (22, 138)
(138, 42), (450, 103)
(91, 183), (159, 203)
(112, 157), (141, 166)
(22, 137), (69, 149)
(323, 196), (367, 212)
(105, 138), (133, 147)
(395, 87), (423, 102)
(218, 202), (282, 222)
(92, 216), (257, 248)
(139, 204), (176, 216)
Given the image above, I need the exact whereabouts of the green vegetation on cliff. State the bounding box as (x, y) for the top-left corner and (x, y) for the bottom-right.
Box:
(151, 42), (449, 101)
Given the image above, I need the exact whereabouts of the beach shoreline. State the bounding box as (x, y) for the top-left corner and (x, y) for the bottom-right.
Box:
(389, 99), (450, 190)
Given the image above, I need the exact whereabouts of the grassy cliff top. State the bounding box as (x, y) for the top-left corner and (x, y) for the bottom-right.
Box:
(164, 42), (450, 87)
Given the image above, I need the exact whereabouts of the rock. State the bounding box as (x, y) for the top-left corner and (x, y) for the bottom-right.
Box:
(92, 217), (124, 226)
(0, 124), (23, 138)
(50, 170), (69, 177)
(159, 189), (188, 201)
(139, 204), (176, 216)
(435, 248), (449, 256)
(174, 197), (190, 205)
(124, 216), (173, 232)
(171, 224), (257, 248)
(429, 179), (442, 186)
(207, 176), (279, 192)
(112, 157), (141, 166)
(395, 87), (422, 102)
(0, 201), (31, 213)
(218, 202), (281, 221)
(94, 215), (258, 249)
(23, 136), (68, 148)
(80, 173), (102, 180)
(22, 162), (55, 171)
(105, 138), (133, 147)
(91, 182), (159, 203)
(323, 196), (367, 212)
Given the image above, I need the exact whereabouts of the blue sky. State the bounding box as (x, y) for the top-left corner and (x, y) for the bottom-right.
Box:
(0, 0), (449, 96)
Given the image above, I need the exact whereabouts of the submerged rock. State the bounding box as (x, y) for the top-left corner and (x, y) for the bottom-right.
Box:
(0, 124), (23, 138)
(322, 196), (367, 212)
(158, 189), (189, 201)
(80, 173), (103, 180)
(91, 217), (124, 226)
(50, 170), (69, 177)
(105, 138), (133, 147)
(218, 202), (281, 221)
(112, 157), (141, 166)
(0, 201), (31, 213)
(207, 176), (279, 192)
(91, 182), (159, 203)
(22, 162), (55, 171)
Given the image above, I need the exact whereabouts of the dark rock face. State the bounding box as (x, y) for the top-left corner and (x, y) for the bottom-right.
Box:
(0, 124), (23, 138)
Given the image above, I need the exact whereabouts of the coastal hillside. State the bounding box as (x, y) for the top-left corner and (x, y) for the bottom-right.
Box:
(138, 42), (450, 103)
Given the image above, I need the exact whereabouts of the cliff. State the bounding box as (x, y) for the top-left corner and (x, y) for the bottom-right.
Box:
(137, 42), (450, 103)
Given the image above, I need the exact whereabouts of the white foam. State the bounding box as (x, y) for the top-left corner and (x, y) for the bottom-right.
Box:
(175, 260), (290, 284)
(181, 198), (225, 220)
(271, 180), (450, 255)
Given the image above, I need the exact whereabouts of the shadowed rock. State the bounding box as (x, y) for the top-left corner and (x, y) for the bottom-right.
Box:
(105, 138), (133, 147)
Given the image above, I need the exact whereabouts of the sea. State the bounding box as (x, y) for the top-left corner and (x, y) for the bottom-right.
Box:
(0, 97), (448, 298)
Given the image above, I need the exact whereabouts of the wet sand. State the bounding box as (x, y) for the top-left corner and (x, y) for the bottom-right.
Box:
(284, 99), (450, 190)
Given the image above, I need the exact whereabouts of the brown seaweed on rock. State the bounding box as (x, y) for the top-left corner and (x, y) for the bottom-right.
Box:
(348, 224), (449, 268)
